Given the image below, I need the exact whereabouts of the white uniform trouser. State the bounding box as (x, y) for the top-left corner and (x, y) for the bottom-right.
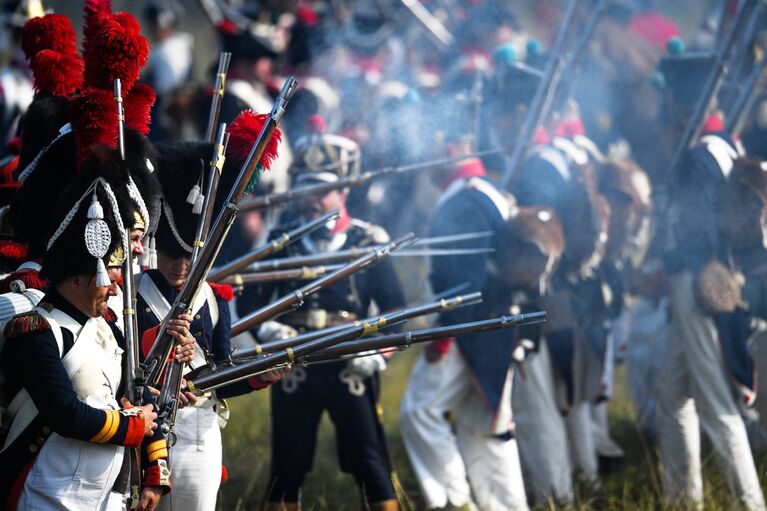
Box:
(627, 296), (670, 432)
(656, 272), (765, 510)
(18, 433), (125, 510)
(513, 339), (573, 503)
(157, 405), (222, 511)
(399, 343), (528, 511)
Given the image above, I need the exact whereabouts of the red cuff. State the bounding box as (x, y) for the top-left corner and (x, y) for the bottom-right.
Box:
(430, 337), (455, 355)
(123, 414), (145, 448)
(247, 376), (270, 390)
(143, 463), (171, 494)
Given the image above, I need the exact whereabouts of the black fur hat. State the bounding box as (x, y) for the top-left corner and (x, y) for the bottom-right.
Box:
(154, 141), (213, 258)
(42, 146), (128, 284)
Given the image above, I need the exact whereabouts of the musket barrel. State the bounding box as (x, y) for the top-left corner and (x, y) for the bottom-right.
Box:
(302, 311), (547, 364)
(230, 233), (415, 336)
(208, 210), (339, 282)
(230, 291), (483, 362)
(188, 311), (545, 393)
(204, 52), (232, 143)
(238, 149), (502, 212)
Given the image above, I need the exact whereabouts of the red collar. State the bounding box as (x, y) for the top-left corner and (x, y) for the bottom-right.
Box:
(331, 206), (352, 234)
(441, 157), (487, 190)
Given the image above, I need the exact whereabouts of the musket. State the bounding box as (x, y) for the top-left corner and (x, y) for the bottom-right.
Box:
(207, 210), (339, 282)
(221, 265), (343, 287)
(228, 292), (483, 364)
(723, 0), (766, 111)
(546, 0), (609, 123)
(115, 78), (142, 509)
(231, 246), (493, 274)
(399, 0), (454, 47)
(143, 77), (298, 390)
(191, 124), (230, 264)
(210, 230), (493, 283)
(186, 311), (546, 393)
(230, 233), (415, 336)
(204, 52), (232, 143)
(661, 0), (756, 187)
(301, 311), (547, 364)
(726, 43), (767, 138)
(499, 0), (581, 189)
(238, 149), (502, 212)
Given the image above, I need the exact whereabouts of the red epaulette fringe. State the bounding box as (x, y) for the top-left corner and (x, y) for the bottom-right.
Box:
(4, 311), (50, 338)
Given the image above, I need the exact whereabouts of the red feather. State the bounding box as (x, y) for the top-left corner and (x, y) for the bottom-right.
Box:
(31, 50), (84, 97)
(124, 83), (156, 135)
(21, 14), (78, 65)
(70, 88), (118, 164)
(82, 0), (111, 58)
(83, 13), (149, 91)
(226, 110), (282, 171)
(207, 282), (234, 302)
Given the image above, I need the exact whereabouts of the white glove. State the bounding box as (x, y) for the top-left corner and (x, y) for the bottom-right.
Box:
(347, 350), (387, 378)
(257, 321), (298, 342)
(512, 339), (536, 363)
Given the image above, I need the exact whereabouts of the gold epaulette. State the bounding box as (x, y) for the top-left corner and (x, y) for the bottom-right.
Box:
(4, 311), (50, 339)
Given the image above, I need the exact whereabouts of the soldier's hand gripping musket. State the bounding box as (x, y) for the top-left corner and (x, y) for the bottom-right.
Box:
(144, 78), (298, 435)
(186, 311), (546, 393)
(207, 210), (340, 282)
(238, 148), (502, 212)
(230, 233), (416, 336)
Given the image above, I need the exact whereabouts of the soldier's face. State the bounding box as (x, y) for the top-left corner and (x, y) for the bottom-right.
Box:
(300, 190), (347, 219)
(76, 267), (121, 318)
(157, 251), (192, 288)
(130, 229), (145, 257)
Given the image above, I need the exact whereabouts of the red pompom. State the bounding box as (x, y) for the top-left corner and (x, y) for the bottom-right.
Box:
(307, 114), (325, 134)
(0, 268), (46, 293)
(124, 82), (156, 135)
(83, 13), (149, 91)
(21, 14), (78, 65)
(208, 282), (234, 302)
(226, 110), (282, 172)
(31, 50), (84, 97)
(216, 19), (238, 35)
(221, 465), (229, 483)
(70, 88), (118, 163)
(296, 5), (318, 26)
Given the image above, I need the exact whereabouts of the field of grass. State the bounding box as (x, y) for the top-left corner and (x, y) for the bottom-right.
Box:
(218, 346), (767, 510)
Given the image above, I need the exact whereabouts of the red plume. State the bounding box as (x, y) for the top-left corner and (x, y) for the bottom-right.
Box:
(30, 50), (84, 97)
(226, 110), (282, 171)
(124, 82), (156, 135)
(21, 14), (78, 66)
(70, 88), (118, 164)
(83, 0), (112, 57)
(83, 13), (149, 91)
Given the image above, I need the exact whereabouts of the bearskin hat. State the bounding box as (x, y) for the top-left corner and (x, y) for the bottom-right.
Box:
(153, 109), (281, 258)
(42, 146), (128, 285)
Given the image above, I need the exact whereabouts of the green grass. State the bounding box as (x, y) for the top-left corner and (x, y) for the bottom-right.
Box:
(218, 348), (767, 510)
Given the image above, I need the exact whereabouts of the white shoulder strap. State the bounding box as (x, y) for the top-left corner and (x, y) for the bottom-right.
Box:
(699, 134), (739, 179)
(2, 308), (97, 452)
(466, 177), (512, 221)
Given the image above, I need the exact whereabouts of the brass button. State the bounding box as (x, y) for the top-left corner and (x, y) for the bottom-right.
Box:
(36, 437), (44, 445)
(195, 314), (202, 320)
(194, 332), (201, 337)
(42, 426), (51, 435)
(29, 444), (38, 453)
(145, 307), (152, 313)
